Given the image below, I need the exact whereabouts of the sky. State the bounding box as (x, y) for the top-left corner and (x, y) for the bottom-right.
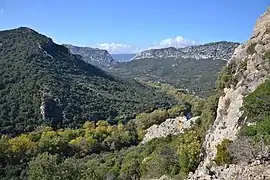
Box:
(0, 0), (269, 54)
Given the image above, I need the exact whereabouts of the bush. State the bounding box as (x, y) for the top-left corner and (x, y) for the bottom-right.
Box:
(28, 153), (101, 180)
(216, 63), (237, 93)
(135, 109), (169, 130)
(247, 43), (256, 55)
(171, 130), (202, 174)
(241, 80), (270, 123)
(140, 145), (180, 179)
(240, 117), (270, 145)
(228, 136), (258, 164)
(214, 139), (233, 166)
(196, 95), (219, 135)
(240, 79), (270, 144)
(168, 105), (185, 118)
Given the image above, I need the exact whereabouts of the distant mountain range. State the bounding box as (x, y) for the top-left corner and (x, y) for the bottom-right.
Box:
(63, 44), (118, 68)
(63, 42), (240, 96)
(111, 54), (136, 62)
(110, 41), (240, 97)
(132, 41), (239, 61)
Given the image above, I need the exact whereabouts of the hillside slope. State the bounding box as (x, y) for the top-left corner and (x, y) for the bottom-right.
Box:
(111, 57), (227, 97)
(0, 27), (177, 136)
(110, 42), (239, 97)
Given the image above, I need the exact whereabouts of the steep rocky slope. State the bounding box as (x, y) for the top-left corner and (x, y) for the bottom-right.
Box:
(190, 7), (270, 180)
(64, 44), (118, 68)
(132, 41), (239, 61)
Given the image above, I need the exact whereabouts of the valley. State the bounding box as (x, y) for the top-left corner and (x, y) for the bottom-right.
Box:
(0, 5), (270, 180)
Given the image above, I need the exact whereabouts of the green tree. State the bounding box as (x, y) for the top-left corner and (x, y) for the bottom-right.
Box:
(28, 153), (59, 180)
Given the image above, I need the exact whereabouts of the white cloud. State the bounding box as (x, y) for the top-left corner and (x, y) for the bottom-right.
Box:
(90, 36), (196, 54)
(91, 43), (139, 54)
(148, 36), (196, 49)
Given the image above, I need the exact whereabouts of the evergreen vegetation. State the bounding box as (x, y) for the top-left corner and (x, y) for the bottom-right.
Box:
(214, 139), (233, 166)
(110, 57), (227, 97)
(0, 27), (177, 136)
(240, 80), (270, 144)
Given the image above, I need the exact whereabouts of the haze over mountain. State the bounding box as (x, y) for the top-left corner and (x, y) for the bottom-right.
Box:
(111, 54), (136, 62)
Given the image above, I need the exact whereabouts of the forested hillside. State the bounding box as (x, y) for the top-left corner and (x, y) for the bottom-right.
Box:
(0, 83), (216, 180)
(111, 57), (227, 97)
(0, 27), (177, 136)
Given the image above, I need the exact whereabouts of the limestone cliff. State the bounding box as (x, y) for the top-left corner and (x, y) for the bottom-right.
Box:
(132, 41), (239, 61)
(64, 44), (118, 68)
(189, 7), (270, 180)
(141, 116), (199, 144)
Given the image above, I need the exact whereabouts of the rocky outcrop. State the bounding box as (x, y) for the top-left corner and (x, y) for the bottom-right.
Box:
(141, 116), (199, 144)
(190, 162), (270, 180)
(64, 44), (118, 68)
(190, 7), (270, 180)
(40, 91), (63, 127)
(132, 41), (239, 61)
(151, 163), (270, 180)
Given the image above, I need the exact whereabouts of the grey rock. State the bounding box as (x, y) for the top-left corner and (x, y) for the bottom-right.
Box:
(141, 116), (199, 144)
(132, 42), (239, 61)
(190, 7), (270, 180)
(189, 163), (270, 180)
(64, 44), (118, 68)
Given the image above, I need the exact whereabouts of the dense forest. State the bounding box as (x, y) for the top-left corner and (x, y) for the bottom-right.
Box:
(0, 27), (178, 136)
(110, 57), (227, 97)
(0, 81), (219, 180)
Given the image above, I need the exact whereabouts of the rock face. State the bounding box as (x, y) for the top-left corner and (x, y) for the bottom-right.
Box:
(141, 116), (199, 144)
(132, 41), (239, 61)
(190, 7), (270, 180)
(191, 163), (270, 180)
(64, 44), (118, 68)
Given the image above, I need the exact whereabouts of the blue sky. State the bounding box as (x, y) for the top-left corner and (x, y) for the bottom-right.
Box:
(0, 0), (269, 53)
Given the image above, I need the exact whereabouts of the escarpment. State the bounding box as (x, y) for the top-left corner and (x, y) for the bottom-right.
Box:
(190, 7), (270, 180)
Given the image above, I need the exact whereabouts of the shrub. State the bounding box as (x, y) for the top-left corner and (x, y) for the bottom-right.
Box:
(216, 63), (237, 93)
(168, 105), (185, 118)
(247, 43), (256, 55)
(214, 139), (233, 166)
(140, 145), (180, 179)
(196, 95), (219, 135)
(172, 130), (202, 174)
(228, 136), (258, 164)
(241, 80), (270, 123)
(240, 117), (270, 145)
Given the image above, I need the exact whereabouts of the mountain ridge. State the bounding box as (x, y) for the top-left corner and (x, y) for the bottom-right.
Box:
(63, 44), (118, 68)
(132, 41), (240, 61)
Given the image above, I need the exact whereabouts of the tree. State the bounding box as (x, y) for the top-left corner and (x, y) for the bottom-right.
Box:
(28, 153), (59, 180)
(168, 105), (185, 118)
